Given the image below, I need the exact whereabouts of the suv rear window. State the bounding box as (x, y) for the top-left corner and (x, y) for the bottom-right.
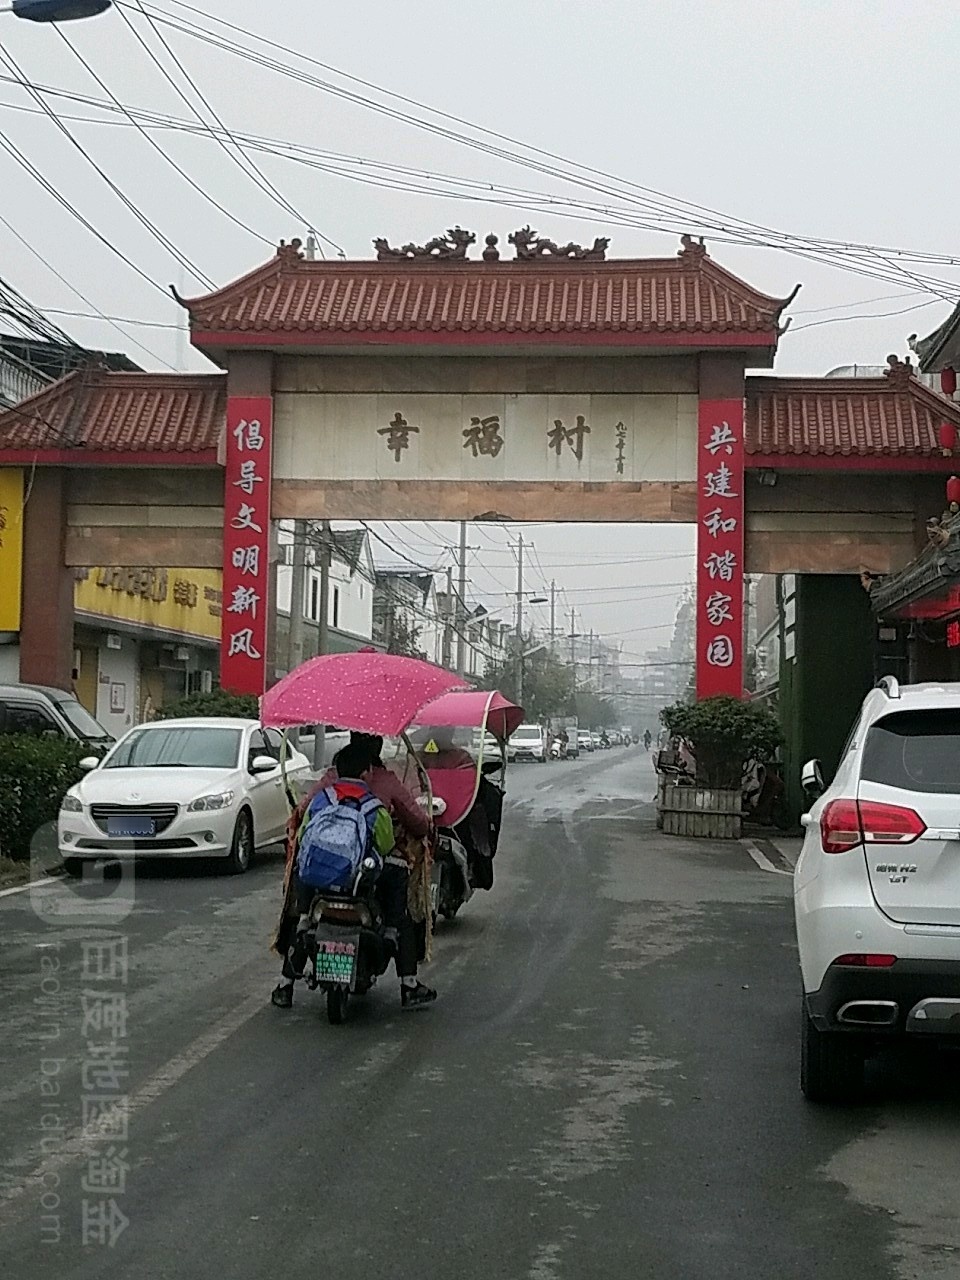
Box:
(861, 710), (960, 794)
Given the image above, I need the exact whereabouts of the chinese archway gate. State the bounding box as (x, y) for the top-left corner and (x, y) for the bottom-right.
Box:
(176, 232), (795, 701)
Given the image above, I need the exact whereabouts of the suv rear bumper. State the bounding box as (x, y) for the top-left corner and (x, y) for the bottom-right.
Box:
(807, 959), (960, 1038)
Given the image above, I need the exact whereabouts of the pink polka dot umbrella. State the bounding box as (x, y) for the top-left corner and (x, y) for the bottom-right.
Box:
(261, 651), (470, 737)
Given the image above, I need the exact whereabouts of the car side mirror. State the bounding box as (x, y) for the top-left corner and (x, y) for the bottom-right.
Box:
(250, 754), (277, 775)
(79, 756), (99, 772)
(801, 759), (825, 797)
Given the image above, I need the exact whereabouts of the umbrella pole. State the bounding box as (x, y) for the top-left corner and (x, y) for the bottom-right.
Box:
(402, 730), (434, 963)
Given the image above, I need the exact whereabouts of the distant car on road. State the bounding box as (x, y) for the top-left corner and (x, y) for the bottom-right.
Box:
(578, 730), (595, 754)
(795, 677), (960, 1102)
(58, 717), (311, 876)
(0, 683), (113, 750)
(471, 729), (515, 765)
(511, 723), (547, 763)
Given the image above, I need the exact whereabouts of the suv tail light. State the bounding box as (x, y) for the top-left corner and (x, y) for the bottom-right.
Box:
(820, 798), (926, 854)
(833, 953), (898, 967)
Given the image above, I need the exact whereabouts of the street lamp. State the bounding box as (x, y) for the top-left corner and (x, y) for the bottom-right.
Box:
(6, 1), (112, 20)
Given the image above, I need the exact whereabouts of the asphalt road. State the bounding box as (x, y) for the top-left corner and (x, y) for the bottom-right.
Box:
(3, 748), (960, 1279)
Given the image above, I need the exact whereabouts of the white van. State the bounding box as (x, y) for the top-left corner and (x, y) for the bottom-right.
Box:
(511, 723), (547, 763)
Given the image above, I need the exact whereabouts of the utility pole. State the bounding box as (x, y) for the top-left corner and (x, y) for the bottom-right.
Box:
(456, 520), (468, 676)
(515, 531), (524, 706)
(312, 519), (331, 770)
(569, 608), (577, 681)
(286, 520), (307, 674)
(442, 565), (454, 668)
(550, 579), (557, 653)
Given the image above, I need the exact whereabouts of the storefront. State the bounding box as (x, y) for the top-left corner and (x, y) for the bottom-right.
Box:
(73, 566), (222, 733)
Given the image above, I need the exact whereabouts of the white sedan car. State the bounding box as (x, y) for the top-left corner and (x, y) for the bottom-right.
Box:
(58, 717), (311, 875)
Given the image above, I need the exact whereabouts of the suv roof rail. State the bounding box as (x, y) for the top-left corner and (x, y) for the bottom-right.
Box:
(877, 675), (901, 699)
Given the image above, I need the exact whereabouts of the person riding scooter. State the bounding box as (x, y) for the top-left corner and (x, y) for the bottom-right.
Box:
(272, 738), (437, 1011)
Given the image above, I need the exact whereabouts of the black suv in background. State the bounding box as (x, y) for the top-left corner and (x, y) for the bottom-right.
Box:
(0, 684), (114, 751)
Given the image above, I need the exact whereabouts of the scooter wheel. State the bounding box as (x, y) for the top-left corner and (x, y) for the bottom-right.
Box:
(326, 987), (349, 1025)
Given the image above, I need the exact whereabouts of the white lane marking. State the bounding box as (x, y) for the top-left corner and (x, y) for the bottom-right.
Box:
(772, 839), (800, 869)
(743, 839), (792, 877)
(0, 988), (267, 1226)
(0, 877), (57, 900)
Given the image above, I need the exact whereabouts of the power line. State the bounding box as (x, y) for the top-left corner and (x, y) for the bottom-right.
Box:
(127, 1), (960, 298)
(2, 72), (956, 303)
(0, 211), (176, 369)
(0, 44), (212, 291)
(38, 306), (183, 331)
(0, 131), (173, 303)
(122, 0), (343, 257)
(790, 298), (941, 333)
(55, 24), (274, 249)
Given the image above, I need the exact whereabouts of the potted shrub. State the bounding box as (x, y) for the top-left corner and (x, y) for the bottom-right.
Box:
(659, 696), (783, 838)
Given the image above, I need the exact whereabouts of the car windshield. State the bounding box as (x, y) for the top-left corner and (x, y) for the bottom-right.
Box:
(861, 710), (960, 794)
(55, 698), (112, 741)
(104, 727), (242, 770)
(514, 726), (542, 741)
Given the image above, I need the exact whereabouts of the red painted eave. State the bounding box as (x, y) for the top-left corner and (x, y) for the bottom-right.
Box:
(191, 327), (779, 351)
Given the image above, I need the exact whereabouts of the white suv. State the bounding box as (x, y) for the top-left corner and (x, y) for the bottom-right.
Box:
(795, 677), (960, 1102)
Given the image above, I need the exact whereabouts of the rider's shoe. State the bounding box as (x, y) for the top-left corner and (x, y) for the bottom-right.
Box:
(401, 981), (437, 1010)
(270, 982), (294, 1009)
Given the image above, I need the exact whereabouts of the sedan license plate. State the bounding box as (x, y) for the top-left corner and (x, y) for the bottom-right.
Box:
(106, 815), (155, 838)
(315, 935), (359, 988)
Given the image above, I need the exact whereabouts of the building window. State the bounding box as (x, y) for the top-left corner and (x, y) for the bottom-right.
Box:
(332, 587), (341, 630)
(309, 577), (319, 622)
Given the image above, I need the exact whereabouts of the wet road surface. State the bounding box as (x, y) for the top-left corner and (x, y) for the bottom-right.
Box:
(2, 748), (960, 1279)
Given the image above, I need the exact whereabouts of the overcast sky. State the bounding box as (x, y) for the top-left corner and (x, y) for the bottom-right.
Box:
(2, 0), (958, 652)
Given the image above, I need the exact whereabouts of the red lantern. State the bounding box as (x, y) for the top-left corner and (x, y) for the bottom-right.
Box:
(939, 422), (958, 456)
(948, 475), (960, 513)
(942, 367), (958, 397)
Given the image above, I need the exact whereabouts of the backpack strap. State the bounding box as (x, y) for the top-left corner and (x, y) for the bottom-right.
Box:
(359, 794), (383, 819)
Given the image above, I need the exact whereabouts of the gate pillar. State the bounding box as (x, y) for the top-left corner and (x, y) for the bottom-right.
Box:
(20, 468), (74, 691)
(696, 357), (746, 699)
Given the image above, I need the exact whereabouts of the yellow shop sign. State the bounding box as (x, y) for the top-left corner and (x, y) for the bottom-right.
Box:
(0, 469), (24, 633)
(75, 567), (223, 641)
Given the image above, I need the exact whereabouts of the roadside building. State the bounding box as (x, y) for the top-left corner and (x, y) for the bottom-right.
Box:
(275, 523), (377, 666)
(374, 568), (444, 662)
(72, 565), (222, 737)
(0, 332), (139, 410)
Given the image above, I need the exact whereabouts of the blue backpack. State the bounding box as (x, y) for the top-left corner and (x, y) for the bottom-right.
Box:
(296, 781), (383, 891)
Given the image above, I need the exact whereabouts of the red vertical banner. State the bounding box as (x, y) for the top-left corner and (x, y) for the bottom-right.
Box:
(696, 398), (745, 700)
(222, 396), (273, 696)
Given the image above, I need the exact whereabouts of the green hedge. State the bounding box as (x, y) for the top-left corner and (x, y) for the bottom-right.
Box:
(155, 690), (259, 720)
(661, 696), (783, 790)
(0, 736), (87, 862)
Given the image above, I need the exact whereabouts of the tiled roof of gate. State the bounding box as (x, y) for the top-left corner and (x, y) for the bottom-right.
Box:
(0, 370), (226, 455)
(745, 359), (960, 458)
(180, 237), (795, 345)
